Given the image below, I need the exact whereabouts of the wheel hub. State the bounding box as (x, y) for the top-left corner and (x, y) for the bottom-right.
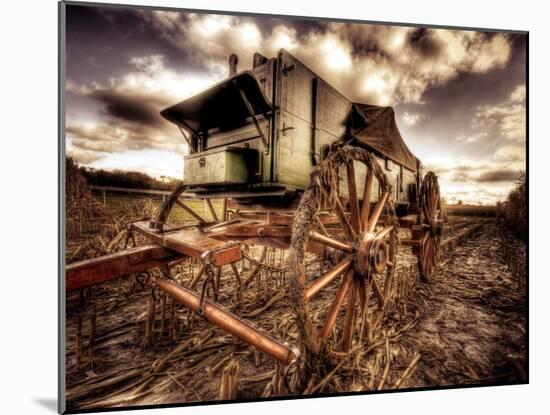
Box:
(354, 232), (388, 276)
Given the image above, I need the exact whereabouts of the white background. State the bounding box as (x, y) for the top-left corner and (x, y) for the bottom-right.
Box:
(0, 0), (544, 414)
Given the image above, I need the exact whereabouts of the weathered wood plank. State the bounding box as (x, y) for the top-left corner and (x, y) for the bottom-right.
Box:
(132, 221), (241, 266)
(66, 245), (183, 292)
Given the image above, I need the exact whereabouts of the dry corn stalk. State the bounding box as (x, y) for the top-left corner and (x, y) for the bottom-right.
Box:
(219, 360), (240, 400)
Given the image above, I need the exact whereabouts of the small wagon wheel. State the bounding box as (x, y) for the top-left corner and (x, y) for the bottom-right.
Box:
(289, 145), (399, 364)
(153, 183), (229, 230)
(150, 185), (237, 295)
(416, 172), (443, 282)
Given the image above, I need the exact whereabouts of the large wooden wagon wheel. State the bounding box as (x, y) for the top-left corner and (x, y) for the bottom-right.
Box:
(415, 172), (443, 282)
(289, 145), (399, 367)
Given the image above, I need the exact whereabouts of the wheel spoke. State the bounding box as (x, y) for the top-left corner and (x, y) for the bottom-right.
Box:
(315, 216), (329, 237)
(205, 198), (218, 222)
(346, 162), (361, 232)
(425, 240), (433, 274)
(429, 238), (437, 273)
(221, 198), (228, 221)
(341, 279), (359, 352)
(430, 185), (437, 213)
(421, 230), (430, 248)
(333, 197), (357, 241)
(430, 187), (437, 213)
(423, 204), (432, 226)
(357, 278), (368, 344)
(423, 237), (432, 272)
(367, 192), (389, 232)
(320, 271), (353, 342)
(358, 278), (367, 312)
(305, 257), (353, 300)
(176, 199), (206, 223)
(360, 169), (374, 232)
(309, 231), (354, 253)
(432, 209), (440, 223)
(422, 238), (428, 268)
(372, 277), (386, 309)
(426, 181), (432, 211)
(377, 225), (394, 239)
(382, 266), (394, 300)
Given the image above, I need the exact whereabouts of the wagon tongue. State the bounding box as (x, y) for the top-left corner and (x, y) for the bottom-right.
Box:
(66, 220), (243, 293)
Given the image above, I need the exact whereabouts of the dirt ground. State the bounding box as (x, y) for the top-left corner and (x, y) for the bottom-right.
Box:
(64, 218), (527, 410)
(402, 224), (527, 388)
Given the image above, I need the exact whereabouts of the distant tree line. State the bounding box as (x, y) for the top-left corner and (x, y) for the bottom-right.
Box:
(497, 172), (527, 240)
(67, 157), (180, 191)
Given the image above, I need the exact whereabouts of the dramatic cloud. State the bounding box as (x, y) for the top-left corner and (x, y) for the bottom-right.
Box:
(64, 5), (526, 204)
(425, 156), (524, 204)
(475, 84), (526, 145)
(456, 132), (489, 143)
(402, 112), (423, 126)
(66, 145), (105, 164)
(66, 54), (218, 165)
(325, 25), (512, 104)
(137, 12), (263, 76)
(476, 169), (522, 182)
(494, 145), (525, 162)
(138, 12), (513, 106)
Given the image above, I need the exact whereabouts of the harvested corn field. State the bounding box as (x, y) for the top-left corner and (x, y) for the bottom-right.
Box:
(65, 200), (526, 410)
(58, 8), (529, 414)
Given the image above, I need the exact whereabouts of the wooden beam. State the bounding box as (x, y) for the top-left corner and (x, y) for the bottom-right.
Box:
(132, 221), (242, 266)
(224, 224), (293, 238)
(66, 244), (183, 292)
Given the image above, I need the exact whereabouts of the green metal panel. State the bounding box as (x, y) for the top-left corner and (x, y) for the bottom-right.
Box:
(184, 149), (252, 185)
(276, 112), (313, 189)
(167, 49), (421, 203)
(275, 50), (354, 190)
(275, 50), (316, 188)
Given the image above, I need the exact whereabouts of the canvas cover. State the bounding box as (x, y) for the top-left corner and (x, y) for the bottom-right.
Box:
(349, 103), (419, 172)
(161, 71), (272, 134)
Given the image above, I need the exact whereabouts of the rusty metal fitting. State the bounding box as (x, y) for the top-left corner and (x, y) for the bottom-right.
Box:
(354, 232), (389, 276)
(148, 219), (164, 231)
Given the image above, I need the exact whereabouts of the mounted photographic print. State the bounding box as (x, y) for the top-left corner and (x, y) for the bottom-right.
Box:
(59, 1), (528, 412)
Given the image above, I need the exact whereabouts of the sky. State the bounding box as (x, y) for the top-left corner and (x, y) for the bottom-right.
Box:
(64, 4), (527, 205)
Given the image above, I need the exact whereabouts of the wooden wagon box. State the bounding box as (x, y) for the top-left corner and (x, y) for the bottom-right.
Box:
(161, 49), (421, 211)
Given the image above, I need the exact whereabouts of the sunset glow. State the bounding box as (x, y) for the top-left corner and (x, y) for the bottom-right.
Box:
(65, 6), (526, 204)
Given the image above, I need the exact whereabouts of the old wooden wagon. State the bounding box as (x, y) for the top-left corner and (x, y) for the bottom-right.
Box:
(67, 49), (443, 372)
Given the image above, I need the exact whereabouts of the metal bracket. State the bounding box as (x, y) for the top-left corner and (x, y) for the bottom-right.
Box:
(198, 251), (215, 317)
(283, 63), (296, 76)
(176, 124), (193, 148)
(281, 123), (295, 136)
(234, 81), (270, 155)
